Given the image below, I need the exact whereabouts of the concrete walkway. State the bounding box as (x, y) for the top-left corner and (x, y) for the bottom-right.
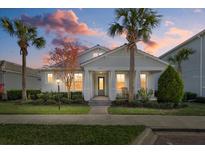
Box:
(89, 106), (108, 114)
(0, 115), (205, 129)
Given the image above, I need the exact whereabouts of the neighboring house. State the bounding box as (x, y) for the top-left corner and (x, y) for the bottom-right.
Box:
(160, 29), (205, 97)
(40, 44), (168, 101)
(0, 60), (41, 98)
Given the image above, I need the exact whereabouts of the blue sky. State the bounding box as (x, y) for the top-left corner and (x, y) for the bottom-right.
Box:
(0, 8), (205, 68)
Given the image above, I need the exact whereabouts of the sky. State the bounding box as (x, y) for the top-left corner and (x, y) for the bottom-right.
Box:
(0, 8), (205, 68)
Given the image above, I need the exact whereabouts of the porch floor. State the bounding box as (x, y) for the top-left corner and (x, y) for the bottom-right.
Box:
(91, 96), (109, 101)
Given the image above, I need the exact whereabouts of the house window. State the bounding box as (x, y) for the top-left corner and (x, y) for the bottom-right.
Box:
(140, 74), (147, 90)
(116, 74), (125, 92)
(73, 73), (83, 91)
(47, 73), (53, 83)
(93, 52), (102, 58)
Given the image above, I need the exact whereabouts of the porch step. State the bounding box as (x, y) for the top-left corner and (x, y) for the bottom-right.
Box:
(88, 100), (112, 106)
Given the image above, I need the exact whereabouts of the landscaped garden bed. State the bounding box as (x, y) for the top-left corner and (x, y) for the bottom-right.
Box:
(0, 124), (145, 144)
(108, 103), (205, 116)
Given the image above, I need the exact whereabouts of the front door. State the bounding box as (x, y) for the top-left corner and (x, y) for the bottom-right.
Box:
(98, 77), (105, 96)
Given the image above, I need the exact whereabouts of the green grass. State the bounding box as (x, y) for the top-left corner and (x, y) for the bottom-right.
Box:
(108, 103), (205, 116)
(0, 124), (145, 144)
(0, 102), (90, 114)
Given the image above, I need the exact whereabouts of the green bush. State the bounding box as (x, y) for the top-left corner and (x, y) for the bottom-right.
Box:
(158, 65), (184, 103)
(71, 92), (83, 100)
(7, 90), (22, 100)
(60, 97), (71, 104)
(112, 99), (128, 106)
(27, 90), (41, 100)
(137, 89), (153, 103)
(7, 90), (41, 100)
(45, 99), (58, 105)
(195, 97), (205, 103)
(183, 92), (197, 101)
(33, 99), (45, 105)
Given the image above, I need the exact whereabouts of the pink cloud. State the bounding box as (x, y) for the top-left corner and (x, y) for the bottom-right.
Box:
(165, 27), (192, 38)
(21, 10), (99, 36)
(142, 27), (193, 55)
(52, 37), (77, 46)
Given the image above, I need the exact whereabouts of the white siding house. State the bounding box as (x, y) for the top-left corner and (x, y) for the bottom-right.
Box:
(0, 60), (41, 99)
(41, 44), (169, 101)
(160, 29), (205, 97)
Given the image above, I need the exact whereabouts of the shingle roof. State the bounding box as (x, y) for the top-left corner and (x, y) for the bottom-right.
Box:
(0, 60), (40, 77)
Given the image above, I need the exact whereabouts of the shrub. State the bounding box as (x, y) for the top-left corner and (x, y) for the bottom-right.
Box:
(27, 90), (41, 100)
(112, 99), (128, 106)
(183, 92), (197, 101)
(7, 90), (22, 100)
(7, 89), (41, 100)
(70, 99), (85, 104)
(137, 89), (153, 103)
(45, 99), (57, 105)
(158, 65), (184, 103)
(60, 97), (71, 104)
(195, 97), (205, 103)
(33, 99), (45, 105)
(71, 92), (83, 100)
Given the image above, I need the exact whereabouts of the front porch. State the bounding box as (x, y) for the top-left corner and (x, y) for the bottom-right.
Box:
(83, 69), (160, 102)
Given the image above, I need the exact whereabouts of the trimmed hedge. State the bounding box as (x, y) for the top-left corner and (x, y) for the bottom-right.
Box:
(195, 97), (205, 103)
(7, 90), (41, 100)
(158, 65), (184, 103)
(112, 99), (188, 109)
(183, 92), (197, 101)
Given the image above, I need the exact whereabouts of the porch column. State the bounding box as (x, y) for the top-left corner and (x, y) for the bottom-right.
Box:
(83, 69), (90, 101)
(109, 70), (116, 101)
(135, 70), (141, 94)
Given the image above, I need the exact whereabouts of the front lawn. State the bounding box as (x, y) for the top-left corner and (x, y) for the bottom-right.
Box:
(0, 124), (145, 144)
(0, 101), (90, 114)
(108, 103), (205, 116)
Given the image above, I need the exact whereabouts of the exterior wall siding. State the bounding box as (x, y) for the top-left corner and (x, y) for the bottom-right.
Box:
(4, 72), (41, 91)
(161, 37), (202, 96)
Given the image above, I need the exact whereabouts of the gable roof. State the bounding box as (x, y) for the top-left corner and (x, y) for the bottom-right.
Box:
(160, 29), (205, 59)
(0, 60), (40, 77)
(78, 44), (110, 56)
(80, 43), (169, 66)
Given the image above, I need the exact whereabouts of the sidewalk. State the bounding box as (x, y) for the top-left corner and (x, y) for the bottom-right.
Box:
(0, 114), (205, 129)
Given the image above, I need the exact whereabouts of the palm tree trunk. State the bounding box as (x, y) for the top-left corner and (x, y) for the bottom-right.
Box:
(22, 51), (27, 101)
(128, 44), (136, 102)
(177, 62), (182, 75)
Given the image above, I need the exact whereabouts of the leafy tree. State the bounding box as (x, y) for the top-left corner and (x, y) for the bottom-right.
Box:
(168, 48), (195, 74)
(108, 8), (161, 102)
(47, 43), (79, 99)
(0, 17), (46, 100)
(158, 65), (184, 103)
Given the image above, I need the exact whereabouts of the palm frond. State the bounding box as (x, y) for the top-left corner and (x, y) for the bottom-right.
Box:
(32, 37), (46, 49)
(0, 17), (15, 36)
(108, 22), (124, 37)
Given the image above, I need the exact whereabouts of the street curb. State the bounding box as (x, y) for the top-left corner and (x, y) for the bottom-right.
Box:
(132, 127), (158, 145)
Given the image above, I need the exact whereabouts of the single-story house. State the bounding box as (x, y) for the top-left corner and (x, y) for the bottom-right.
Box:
(0, 60), (41, 99)
(40, 44), (169, 101)
(160, 29), (205, 97)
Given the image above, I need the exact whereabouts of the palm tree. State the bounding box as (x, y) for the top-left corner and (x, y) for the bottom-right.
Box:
(0, 17), (46, 101)
(108, 8), (161, 102)
(168, 48), (195, 74)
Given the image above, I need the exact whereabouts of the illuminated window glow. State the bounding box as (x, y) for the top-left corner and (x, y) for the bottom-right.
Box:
(140, 74), (147, 90)
(116, 74), (125, 92)
(73, 73), (83, 91)
(47, 73), (53, 83)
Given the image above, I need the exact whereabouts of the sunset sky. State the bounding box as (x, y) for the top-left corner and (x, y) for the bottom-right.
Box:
(0, 8), (205, 68)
